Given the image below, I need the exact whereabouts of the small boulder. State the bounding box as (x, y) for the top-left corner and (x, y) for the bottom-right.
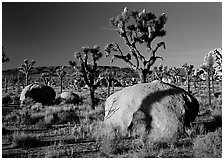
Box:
(104, 80), (199, 143)
(20, 83), (56, 105)
(60, 91), (80, 104)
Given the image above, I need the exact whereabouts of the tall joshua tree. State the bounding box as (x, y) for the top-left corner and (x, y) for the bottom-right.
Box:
(104, 7), (167, 83)
(69, 45), (103, 110)
(56, 66), (66, 93)
(182, 63), (194, 93)
(18, 59), (35, 86)
(201, 50), (216, 105)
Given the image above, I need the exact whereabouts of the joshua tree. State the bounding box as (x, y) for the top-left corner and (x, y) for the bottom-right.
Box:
(104, 69), (117, 97)
(213, 48), (222, 82)
(154, 63), (169, 81)
(2, 47), (9, 63)
(182, 63), (194, 93)
(104, 7), (167, 83)
(56, 66), (66, 93)
(68, 45), (103, 110)
(3, 77), (9, 93)
(201, 50), (216, 105)
(168, 67), (180, 85)
(18, 59), (35, 86)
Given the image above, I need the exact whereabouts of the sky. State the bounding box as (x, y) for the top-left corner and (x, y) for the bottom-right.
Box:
(2, 2), (222, 70)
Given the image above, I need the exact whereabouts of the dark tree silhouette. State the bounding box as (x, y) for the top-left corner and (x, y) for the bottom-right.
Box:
(182, 63), (194, 93)
(104, 7), (167, 83)
(69, 45), (103, 110)
(56, 66), (66, 93)
(103, 69), (116, 97)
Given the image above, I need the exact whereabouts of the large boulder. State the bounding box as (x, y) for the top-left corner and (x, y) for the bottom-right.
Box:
(20, 83), (56, 105)
(60, 91), (80, 104)
(104, 80), (199, 143)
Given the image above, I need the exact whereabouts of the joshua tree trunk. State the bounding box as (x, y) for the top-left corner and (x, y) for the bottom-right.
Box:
(107, 80), (110, 98)
(60, 76), (63, 93)
(4, 78), (8, 93)
(112, 80), (115, 93)
(139, 69), (147, 83)
(187, 75), (190, 93)
(90, 87), (95, 110)
(25, 73), (29, 86)
(207, 70), (211, 105)
(211, 75), (215, 94)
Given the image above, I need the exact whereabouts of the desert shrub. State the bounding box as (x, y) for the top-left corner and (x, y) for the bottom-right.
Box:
(4, 111), (20, 124)
(4, 108), (31, 125)
(22, 97), (36, 107)
(57, 109), (79, 124)
(30, 112), (45, 124)
(31, 102), (44, 111)
(193, 128), (222, 158)
(12, 132), (42, 148)
(35, 119), (52, 129)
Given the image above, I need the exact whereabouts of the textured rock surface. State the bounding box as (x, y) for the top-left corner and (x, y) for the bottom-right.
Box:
(104, 80), (199, 143)
(20, 83), (56, 105)
(60, 91), (80, 104)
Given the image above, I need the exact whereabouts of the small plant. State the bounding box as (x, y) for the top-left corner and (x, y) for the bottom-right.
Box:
(18, 59), (35, 86)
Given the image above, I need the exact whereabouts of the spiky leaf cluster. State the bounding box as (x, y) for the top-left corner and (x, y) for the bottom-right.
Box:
(109, 8), (167, 49)
(56, 66), (66, 78)
(182, 63), (194, 76)
(18, 59), (35, 74)
(104, 8), (167, 83)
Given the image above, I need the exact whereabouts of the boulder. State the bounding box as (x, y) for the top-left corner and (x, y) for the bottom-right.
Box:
(60, 91), (80, 104)
(104, 80), (199, 143)
(20, 83), (56, 105)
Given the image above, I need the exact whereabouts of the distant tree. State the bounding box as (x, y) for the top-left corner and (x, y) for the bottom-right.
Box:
(154, 63), (169, 81)
(2, 47), (10, 63)
(3, 77), (9, 93)
(18, 59), (35, 86)
(104, 69), (117, 97)
(201, 50), (217, 105)
(68, 45), (103, 110)
(168, 67), (180, 84)
(213, 48), (222, 81)
(56, 66), (66, 93)
(104, 7), (167, 83)
(182, 63), (194, 93)
(41, 73), (51, 86)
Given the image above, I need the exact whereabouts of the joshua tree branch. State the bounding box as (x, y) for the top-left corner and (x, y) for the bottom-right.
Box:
(151, 42), (166, 57)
